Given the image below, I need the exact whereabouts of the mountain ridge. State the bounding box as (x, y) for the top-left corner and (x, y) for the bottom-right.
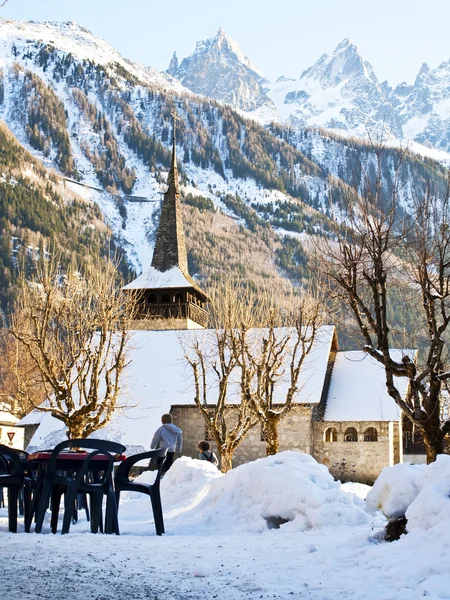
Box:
(0, 17), (447, 322)
(169, 28), (450, 155)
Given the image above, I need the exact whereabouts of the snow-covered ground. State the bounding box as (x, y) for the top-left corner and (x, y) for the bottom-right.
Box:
(1, 452), (449, 599)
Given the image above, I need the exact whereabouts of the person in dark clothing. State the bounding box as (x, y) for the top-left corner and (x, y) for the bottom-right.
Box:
(151, 414), (183, 475)
(197, 440), (219, 467)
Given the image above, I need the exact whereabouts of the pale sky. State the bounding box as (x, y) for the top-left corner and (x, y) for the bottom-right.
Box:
(2, 0), (449, 86)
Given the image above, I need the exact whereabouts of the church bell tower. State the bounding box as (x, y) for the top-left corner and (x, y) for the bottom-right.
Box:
(123, 118), (210, 330)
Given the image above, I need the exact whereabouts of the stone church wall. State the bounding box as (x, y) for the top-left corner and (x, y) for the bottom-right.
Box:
(171, 404), (312, 468)
(312, 421), (400, 485)
(170, 405), (400, 483)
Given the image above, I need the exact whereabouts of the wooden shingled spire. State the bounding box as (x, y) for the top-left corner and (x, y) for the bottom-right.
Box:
(151, 112), (189, 275)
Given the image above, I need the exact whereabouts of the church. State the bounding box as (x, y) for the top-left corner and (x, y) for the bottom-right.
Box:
(18, 127), (426, 484)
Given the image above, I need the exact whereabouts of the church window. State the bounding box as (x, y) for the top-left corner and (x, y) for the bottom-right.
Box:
(344, 427), (358, 442)
(148, 293), (157, 304)
(364, 427), (378, 442)
(175, 292), (184, 303)
(161, 293), (171, 303)
(324, 427), (338, 442)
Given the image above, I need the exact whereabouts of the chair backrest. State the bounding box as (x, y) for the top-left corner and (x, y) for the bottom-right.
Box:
(0, 445), (27, 477)
(47, 438), (126, 479)
(115, 448), (167, 487)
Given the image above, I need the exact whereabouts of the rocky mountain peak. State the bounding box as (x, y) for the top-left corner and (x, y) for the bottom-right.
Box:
(300, 39), (370, 87)
(167, 51), (179, 77)
(168, 29), (271, 112)
(414, 62), (431, 85)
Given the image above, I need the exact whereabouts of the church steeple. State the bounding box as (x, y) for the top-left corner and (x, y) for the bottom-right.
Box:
(123, 112), (210, 330)
(151, 115), (188, 274)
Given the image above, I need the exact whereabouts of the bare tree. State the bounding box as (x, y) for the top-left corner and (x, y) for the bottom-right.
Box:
(320, 146), (450, 463)
(183, 281), (324, 466)
(8, 255), (134, 438)
(182, 282), (260, 472)
(237, 294), (323, 456)
(0, 326), (46, 417)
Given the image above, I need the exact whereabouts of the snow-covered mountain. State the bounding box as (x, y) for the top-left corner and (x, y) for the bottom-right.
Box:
(170, 30), (450, 155)
(262, 39), (401, 137)
(392, 60), (450, 152)
(0, 17), (446, 313)
(0, 19), (186, 94)
(166, 28), (274, 113)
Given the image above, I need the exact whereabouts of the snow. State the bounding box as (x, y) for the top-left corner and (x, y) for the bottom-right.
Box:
(123, 266), (194, 290)
(366, 455), (450, 524)
(149, 453), (369, 535)
(21, 326), (336, 453)
(1, 451), (450, 599)
(0, 18), (187, 94)
(325, 350), (412, 421)
(0, 410), (19, 425)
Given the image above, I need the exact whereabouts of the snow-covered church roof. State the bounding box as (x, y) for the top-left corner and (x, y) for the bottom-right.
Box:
(123, 266), (196, 290)
(325, 350), (413, 421)
(19, 326), (336, 453)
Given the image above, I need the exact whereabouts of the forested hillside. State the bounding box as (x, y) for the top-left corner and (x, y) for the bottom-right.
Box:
(0, 20), (448, 327)
(0, 122), (131, 312)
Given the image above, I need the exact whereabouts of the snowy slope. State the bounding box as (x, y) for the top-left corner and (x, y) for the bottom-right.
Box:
(172, 29), (450, 160)
(0, 18), (186, 93)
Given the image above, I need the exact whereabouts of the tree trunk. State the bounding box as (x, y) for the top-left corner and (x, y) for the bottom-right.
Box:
(264, 417), (279, 456)
(422, 426), (444, 464)
(219, 450), (233, 473)
(66, 419), (86, 440)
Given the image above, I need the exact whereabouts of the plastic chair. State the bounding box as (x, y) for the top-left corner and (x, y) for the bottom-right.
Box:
(0, 445), (33, 533)
(114, 449), (167, 536)
(34, 439), (125, 535)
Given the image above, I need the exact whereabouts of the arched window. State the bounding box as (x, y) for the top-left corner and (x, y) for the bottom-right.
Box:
(364, 427), (378, 442)
(161, 293), (171, 303)
(148, 293), (157, 304)
(175, 292), (184, 303)
(324, 427), (338, 442)
(344, 427), (358, 442)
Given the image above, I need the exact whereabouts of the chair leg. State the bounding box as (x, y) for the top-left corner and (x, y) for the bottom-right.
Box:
(7, 486), (19, 533)
(89, 493), (102, 534)
(62, 484), (78, 535)
(23, 486), (32, 533)
(18, 487), (24, 517)
(150, 491), (165, 536)
(34, 482), (51, 534)
(155, 490), (165, 535)
(105, 488), (119, 535)
(50, 485), (63, 534)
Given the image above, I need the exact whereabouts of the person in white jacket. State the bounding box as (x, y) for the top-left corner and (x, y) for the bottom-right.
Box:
(151, 413), (183, 475)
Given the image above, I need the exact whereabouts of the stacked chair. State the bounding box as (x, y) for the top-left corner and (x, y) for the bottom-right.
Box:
(34, 439), (126, 535)
(0, 445), (33, 533)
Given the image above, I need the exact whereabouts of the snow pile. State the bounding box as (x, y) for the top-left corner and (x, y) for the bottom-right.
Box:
(406, 478), (450, 533)
(129, 452), (370, 535)
(366, 455), (450, 532)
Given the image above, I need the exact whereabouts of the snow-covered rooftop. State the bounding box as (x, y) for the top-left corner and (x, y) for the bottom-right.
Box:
(123, 266), (195, 290)
(324, 350), (412, 422)
(0, 410), (19, 425)
(21, 326), (336, 452)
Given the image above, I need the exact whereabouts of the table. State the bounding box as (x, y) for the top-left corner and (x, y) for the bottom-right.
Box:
(28, 451), (126, 534)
